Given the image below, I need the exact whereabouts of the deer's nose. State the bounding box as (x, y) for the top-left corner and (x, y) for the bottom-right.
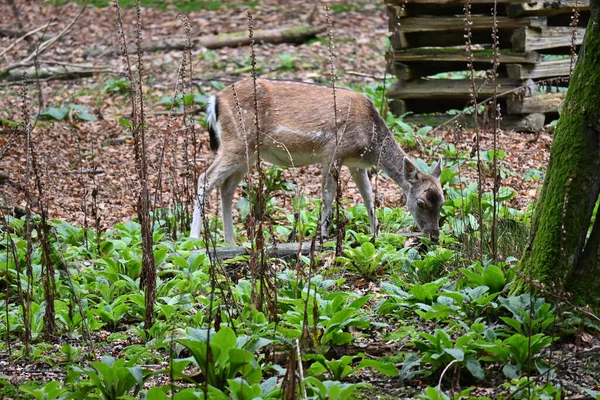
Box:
(429, 230), (440, 243)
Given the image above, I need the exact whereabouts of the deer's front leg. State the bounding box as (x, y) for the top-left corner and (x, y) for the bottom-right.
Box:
(351, 168), (378, 235)
(321, 161), (340, 239)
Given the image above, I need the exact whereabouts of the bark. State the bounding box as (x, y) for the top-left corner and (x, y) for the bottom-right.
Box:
(517, 0), (600, 311)
(88, 24), (326, 57)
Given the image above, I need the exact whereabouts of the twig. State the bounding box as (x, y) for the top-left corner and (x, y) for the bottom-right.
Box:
(0, 22), (58, 59)
(0, 6), (85, 75)
(61, 168), (106, 175)
(345, 70), (387, 80)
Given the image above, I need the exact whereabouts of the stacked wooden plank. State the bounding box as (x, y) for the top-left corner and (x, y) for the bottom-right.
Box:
(386, 0), (589, 131)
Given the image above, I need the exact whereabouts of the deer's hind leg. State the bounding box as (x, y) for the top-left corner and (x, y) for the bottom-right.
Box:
(190, 156), (243, 239)
(220, 163), (249, 244)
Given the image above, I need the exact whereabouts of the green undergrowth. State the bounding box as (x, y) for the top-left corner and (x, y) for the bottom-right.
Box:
(2, 174), (598, 399)
(2, 80), (598, 399)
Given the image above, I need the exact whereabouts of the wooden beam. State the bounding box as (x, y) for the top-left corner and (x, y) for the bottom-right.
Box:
(394, 47), (542, 63)
(404, 113), (546, 132)
(512, 26), (586, 51)
(506, 58), (573, 79)
(506, 0), (589, 17)
(388, 78), (528, 99)
(506, 92), (566, 113)
(400, 16), (546, 33)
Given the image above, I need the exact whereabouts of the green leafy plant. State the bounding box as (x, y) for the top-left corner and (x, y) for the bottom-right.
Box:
(174, 326), (270, 391)
(276, 53), (300, 71)
(306, 354), (397, 380)
(39, 104), (97, 121)
(498, 295), (556, 336)
(157, 92), (209, 110)
(336, 241), (402, 280)
(409, 328), (485, 381)
(20, 381), (69, 400)
(478, 333), (553, 378)
(103, 77), (130, 94)
(416, 386), (477, 400)
(278, 291), (370, 348)
(68, 355), (145, 399)
(304, 378), (366, 400)
(460, 262), (508, 293)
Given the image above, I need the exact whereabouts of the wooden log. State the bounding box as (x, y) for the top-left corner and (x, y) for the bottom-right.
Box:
(506, 92), (566, 113)
(90, 24), (325, 57)
(394, 47), (542, 64)
(191, 232), (425, 261)
(387, 78), (529, 99)
(4, 63), (115, 81)
(506, 0), (590, 17)
(506, 58), (572, 79)
(404, 113), (546, 132)
(399, 16), (546, 33)
(193, 242), (323, 261)
(511, 26), (586, 51)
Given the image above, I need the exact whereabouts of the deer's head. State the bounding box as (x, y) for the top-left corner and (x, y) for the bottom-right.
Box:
(403, 158), (444, 242)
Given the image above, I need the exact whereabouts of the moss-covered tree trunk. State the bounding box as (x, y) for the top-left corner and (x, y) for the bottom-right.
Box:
(518, 0), (600, 311)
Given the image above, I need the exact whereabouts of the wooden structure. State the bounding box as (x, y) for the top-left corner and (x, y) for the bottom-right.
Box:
(386, 0), (589, 131)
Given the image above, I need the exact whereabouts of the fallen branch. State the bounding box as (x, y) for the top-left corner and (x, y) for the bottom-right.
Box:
(90, 23), (326, 57)
(0, 22), (58, 58)
(3, 62), (117, 81)
(0, 6), (85, 76)
(61, 168), (106, 175)
(193, 242), (324, 261)
(190, 232), (424, 261)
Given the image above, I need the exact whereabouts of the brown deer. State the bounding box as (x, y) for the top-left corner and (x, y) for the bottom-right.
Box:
(190, 79), (444, 244)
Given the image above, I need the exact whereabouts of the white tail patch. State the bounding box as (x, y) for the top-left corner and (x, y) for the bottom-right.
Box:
(206, 95), (221, 150)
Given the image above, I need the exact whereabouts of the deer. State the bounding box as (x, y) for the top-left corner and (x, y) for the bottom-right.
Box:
(190, 78), (444, 244)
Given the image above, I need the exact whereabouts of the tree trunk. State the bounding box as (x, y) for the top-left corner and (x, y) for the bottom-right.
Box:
(518, 0), (600, 311)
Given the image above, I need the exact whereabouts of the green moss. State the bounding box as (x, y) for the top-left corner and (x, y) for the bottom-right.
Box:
(282, 24), (318, 37)
(215, 31), (247, 40)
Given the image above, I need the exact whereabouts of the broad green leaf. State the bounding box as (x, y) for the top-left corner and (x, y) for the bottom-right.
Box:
(76, 112), (97, 121)
(443, 347), (464, 361)
(357, 359), (398, 377)
(465, 356), (485, 380)
(40, 106), (69, 120)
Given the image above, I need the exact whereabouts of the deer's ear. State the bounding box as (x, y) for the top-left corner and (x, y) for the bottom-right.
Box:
(431, 157), (442, 179)
(404, 158), (420, 184)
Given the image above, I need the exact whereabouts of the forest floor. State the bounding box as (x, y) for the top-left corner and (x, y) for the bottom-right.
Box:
(0, 0), (552, 231)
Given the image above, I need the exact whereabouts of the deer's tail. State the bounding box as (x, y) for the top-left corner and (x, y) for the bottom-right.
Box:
(206, 95), (220, 152)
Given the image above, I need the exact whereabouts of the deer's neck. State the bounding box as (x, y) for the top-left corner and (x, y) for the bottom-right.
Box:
(369, 124), (410, 193)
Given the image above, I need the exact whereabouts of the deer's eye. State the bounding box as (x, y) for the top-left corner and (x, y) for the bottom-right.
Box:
(417, 199), (426, 209)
